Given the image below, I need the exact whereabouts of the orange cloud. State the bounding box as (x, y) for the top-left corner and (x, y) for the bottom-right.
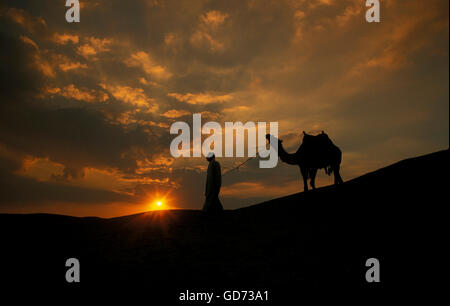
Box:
(200, 111), (220, 120)
(105, 110), (169, 128)
(201, 10), (229, 28)
(124, 51), (172, 80)
(77, 37), (112, 58)
(19, 35), (38, 49)
(222, 106), (250, 113)
(14, 154), (174, 202)
(190, 30), (225, 52)
(3, 7), (47, 34)
(139, 77), (161, 87)
(46, 84), (108, 103)
(335, 2), (361, 27)
(59, 61), (88, 72)
(19, 35), (55, 77)
(164, 32), (184, 54)
(50, 53), (88, 72)
(168, 92), (233, 105)
(162, 109), (191, 118)
(15, 156), (65, 182)
(189, 10), (229, 53)
(100, 83), (158, 111)
(51, 33), (79, 44)
(135, 155), (175, 174)
(77, 167), (175, 195)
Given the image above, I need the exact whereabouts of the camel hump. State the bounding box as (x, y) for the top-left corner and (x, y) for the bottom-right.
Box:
(302, 131), (330, 144)
(300, 131), (339, 164)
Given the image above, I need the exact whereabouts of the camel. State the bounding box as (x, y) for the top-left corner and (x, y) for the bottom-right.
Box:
(266, 131), (343, 191)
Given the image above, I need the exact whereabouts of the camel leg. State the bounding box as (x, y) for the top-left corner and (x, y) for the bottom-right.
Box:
(309, 168), (317, 189)
(333, 165), (344, 185)
(300, 166), (308, 192)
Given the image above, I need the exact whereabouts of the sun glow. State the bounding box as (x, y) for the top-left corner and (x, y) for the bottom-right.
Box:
(150, 199), (165, 210)
(147, 190), (175, 211)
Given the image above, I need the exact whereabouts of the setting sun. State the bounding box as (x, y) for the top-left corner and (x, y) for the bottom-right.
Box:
(147, 191), (174, 211)
(151, 199), (165, 210)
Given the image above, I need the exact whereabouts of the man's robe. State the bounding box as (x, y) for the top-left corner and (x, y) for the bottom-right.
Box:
(202, 160), (223, 213)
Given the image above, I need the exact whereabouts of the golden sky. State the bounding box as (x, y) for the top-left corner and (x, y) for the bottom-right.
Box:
(0, 0), (448, 217)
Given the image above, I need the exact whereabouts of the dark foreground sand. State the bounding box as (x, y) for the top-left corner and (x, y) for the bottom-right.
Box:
(0, 150), (447, 303)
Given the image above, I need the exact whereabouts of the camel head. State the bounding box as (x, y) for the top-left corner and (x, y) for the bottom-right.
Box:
(265, 134), (282, 145)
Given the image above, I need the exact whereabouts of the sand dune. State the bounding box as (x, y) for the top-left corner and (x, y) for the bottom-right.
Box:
(0, 149), (447, 302)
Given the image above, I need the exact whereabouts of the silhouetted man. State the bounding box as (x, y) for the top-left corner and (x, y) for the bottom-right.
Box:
(202, 152), (223, 214)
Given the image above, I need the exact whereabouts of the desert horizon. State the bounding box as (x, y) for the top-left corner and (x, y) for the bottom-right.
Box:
(0, 148), (447, 218)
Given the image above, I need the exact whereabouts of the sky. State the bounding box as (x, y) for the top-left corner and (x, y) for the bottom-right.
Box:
(0, 0), (448, 217)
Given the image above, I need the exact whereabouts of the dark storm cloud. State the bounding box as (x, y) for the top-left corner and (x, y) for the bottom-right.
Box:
(0, 21), (169, 171)
(0, 30), (43, 101)
(0, 106), (164, 172)
(0, 145), (131, 206)
(0, 9), (171, 210)
(0, 159), (131, 205)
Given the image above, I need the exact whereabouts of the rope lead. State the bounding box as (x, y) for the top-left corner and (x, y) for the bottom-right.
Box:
(222, 155), (258, 177)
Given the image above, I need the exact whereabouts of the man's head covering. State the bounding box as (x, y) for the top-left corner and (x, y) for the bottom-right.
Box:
(206, 152), (215, 161)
